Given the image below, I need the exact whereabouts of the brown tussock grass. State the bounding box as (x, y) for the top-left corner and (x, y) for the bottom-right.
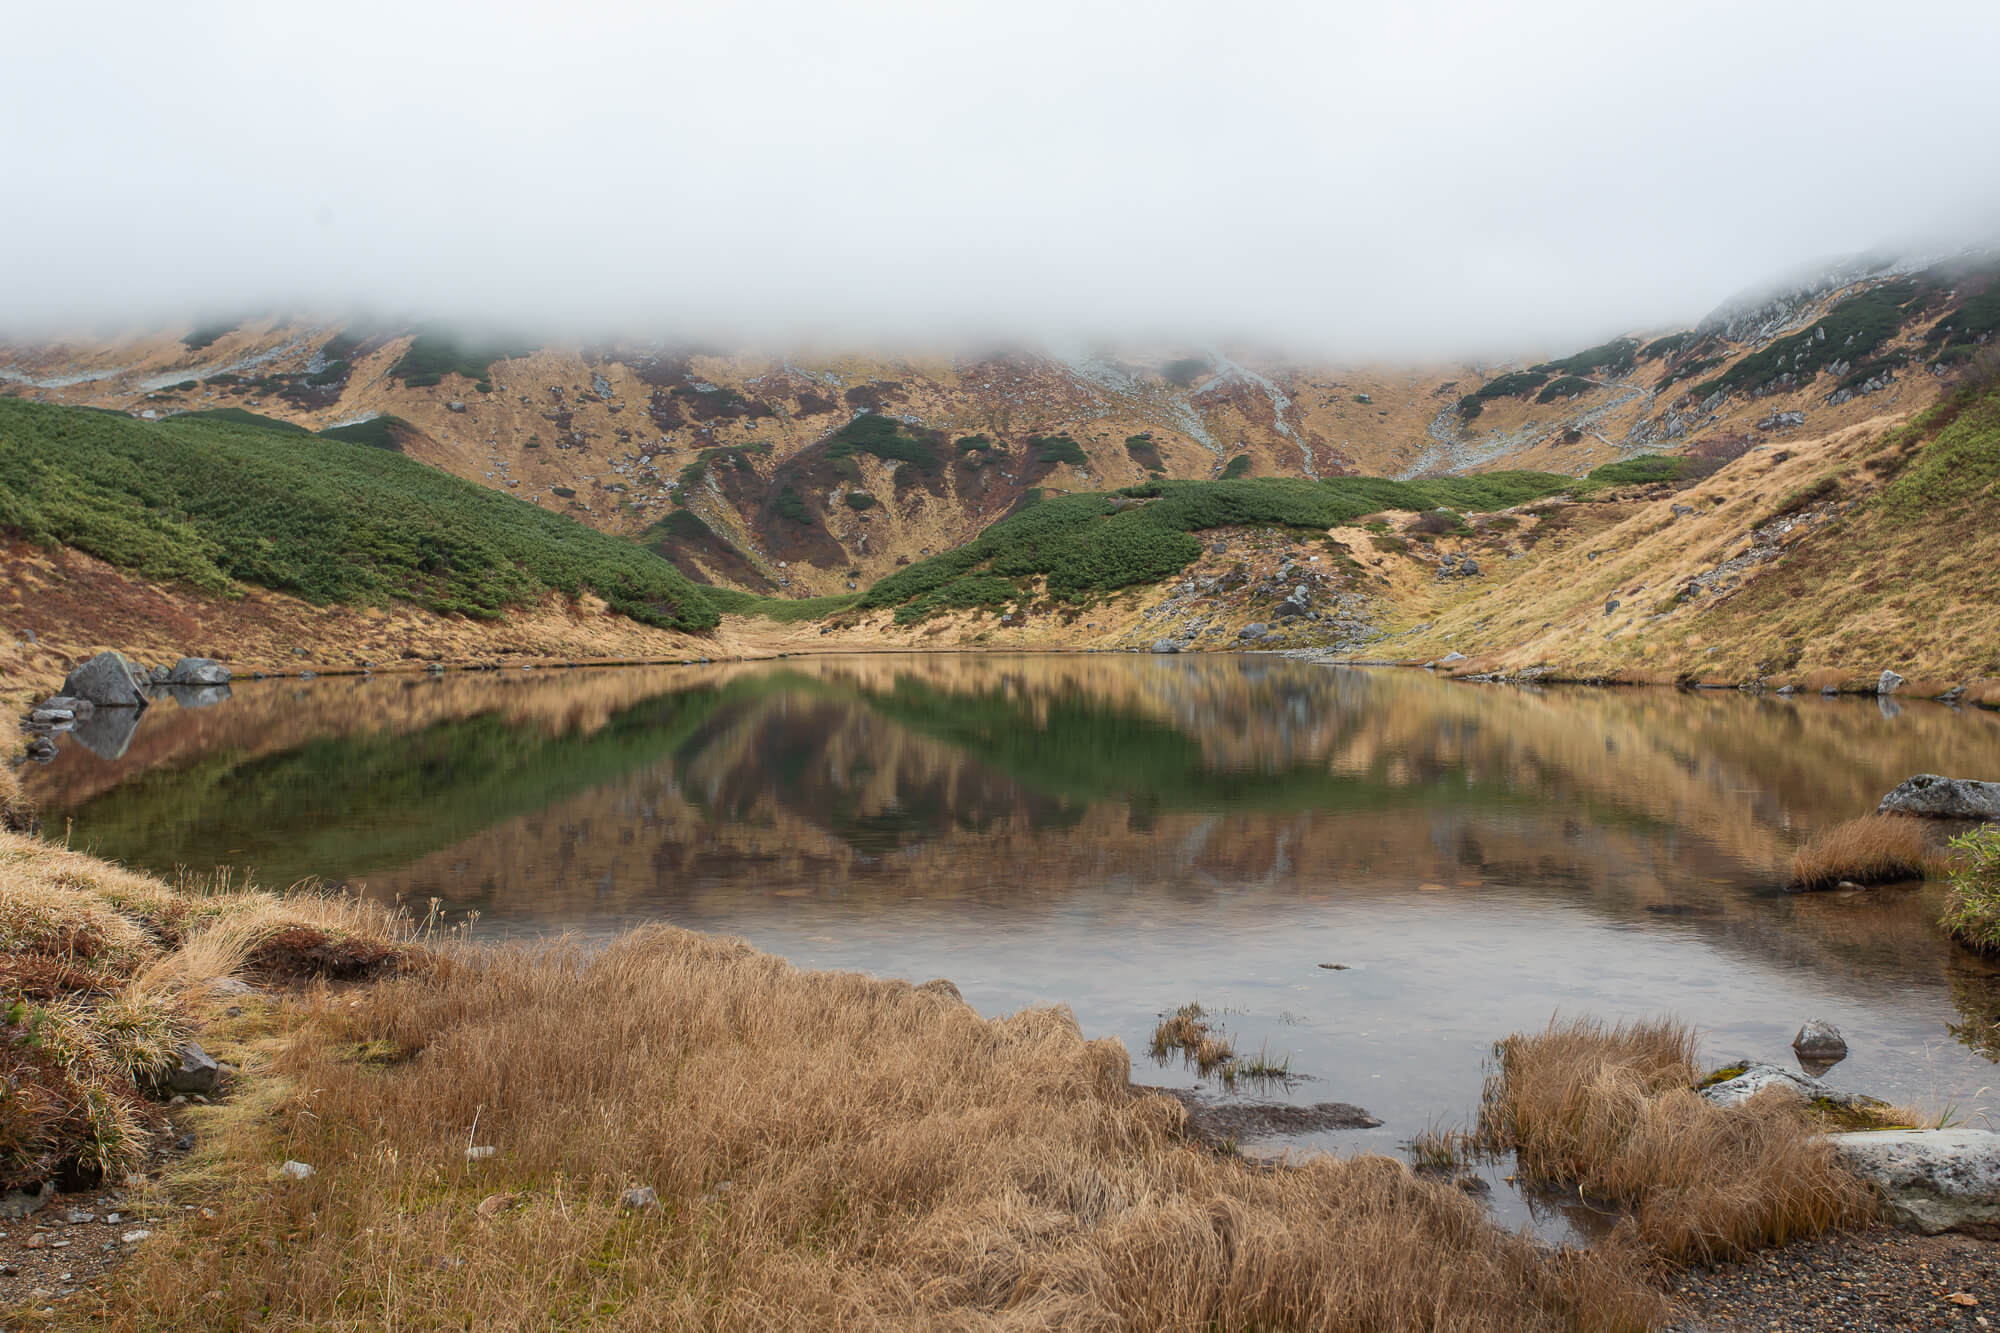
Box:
(0, 831), (413, 1190)
(90, 929), (1663, 1332)
(1477, 1018), (1876, 1263)
(1148, 1002), (1237, 1074)
(1790, 815), (1954, 889)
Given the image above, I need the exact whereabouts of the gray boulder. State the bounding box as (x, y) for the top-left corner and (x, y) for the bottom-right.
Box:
(166, 657), (231, 686)
(1439, 651), (1468, 665)
(1238, 624), (1268, 641)
(147, 665), (172, 685)
(0, 1182), (53, 1219)
(1793, 1018), (1848, 1073)
(1150, 640), (1181, 654)
(37, 695), (93, 718)
(60, 651), (149, 708)
(1877, 775), (2000, 821)
(1698, 1060), (1872, 1111)
(147, 1041), (221, 1097)
(1828, 1130), (2000, 1233)
(1878, 669), (1906, 696)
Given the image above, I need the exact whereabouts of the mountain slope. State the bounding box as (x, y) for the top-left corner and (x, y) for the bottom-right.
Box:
(5, 249), (1991, 596)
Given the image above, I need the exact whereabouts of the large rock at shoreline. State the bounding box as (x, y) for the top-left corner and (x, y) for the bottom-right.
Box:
(60, 652), (149, 708)
(1829, 1129), (2000, 1233)
(166, 657), (230, 686)
(1698, 1060), (1871, 1110)
(1877, 775), (2000, 821)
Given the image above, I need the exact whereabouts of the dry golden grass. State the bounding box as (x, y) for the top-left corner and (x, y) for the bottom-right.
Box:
(1790, 815), (1953, 889)
(1477, 1018), (1876, 1263)
(0, 831), (411, 1192)
(85, 928), (1662, 1332)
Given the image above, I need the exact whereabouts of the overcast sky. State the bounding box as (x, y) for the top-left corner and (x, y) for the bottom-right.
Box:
(4, 0), (1996, 357)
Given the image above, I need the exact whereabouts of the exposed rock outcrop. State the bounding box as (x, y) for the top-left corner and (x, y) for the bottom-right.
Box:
(1829, 1130), (2000, 1234)
(1877, 775), (2000, 821)
(60, 651), (149, 708)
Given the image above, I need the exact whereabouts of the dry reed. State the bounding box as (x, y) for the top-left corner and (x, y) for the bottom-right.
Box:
(1790, 814), (1952, 889)
(1478, 1018), (1876, 1263)
(88, 929), (1662, 1331)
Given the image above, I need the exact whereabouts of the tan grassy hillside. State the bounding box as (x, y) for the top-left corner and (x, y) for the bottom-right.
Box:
(1387, 363), (2000, 687)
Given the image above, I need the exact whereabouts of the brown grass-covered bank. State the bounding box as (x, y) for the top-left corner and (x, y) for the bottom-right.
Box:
(0, 831), (1903, 1331)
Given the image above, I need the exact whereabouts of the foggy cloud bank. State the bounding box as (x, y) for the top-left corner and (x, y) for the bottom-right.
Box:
(4, 0), (1997, 357)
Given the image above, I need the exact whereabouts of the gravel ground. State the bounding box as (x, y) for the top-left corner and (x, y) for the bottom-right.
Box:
(1668, 1228), (2000, 1331)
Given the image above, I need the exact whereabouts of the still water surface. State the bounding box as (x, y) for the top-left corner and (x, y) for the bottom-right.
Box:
(25, 654), (2000, 1228)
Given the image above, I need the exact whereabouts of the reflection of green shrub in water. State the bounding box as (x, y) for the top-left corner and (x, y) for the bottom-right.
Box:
(59, 688), (744, 885)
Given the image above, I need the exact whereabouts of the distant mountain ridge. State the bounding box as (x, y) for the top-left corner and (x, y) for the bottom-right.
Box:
(2, 251), (1994, 597)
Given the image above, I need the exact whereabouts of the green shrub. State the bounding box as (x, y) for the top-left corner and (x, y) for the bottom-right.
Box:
(844, 491), (877, 510)
(0, 399), (716, 630)
(320, 415), (410, 451)
(1940, 827), (2000, 951)
(1696, 283), (1917, 400)
(859, 471), (1571, 621)
(702, 587), (859, 622)
(1409, 510), (1467, 536)
(1926, 282), (2000, 348)
(1458, 371), (1551, 420)
(1031, 435), (1087, 467)
(825, 414), (940, 472)
(1582, 455), (1687, 488)
(187, 408), (314, 435)
(1534, 338), (1638, 377)
(182, 322), (235, 351)
(390, 328), (532, 386)
(774, 486), (812, 524)
(1536, 375), (1595, 403)
(1640, 333), (1694, 360)
(1123, 434), (1164, 470)
(550, 485), (577, 498)
(955, 435), (993, 454)
(1219, 454), (1252, 480)
(305, 360), (350, 387)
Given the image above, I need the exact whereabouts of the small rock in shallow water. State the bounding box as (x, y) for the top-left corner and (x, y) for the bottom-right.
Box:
(1792, 1017), (1848, 1070)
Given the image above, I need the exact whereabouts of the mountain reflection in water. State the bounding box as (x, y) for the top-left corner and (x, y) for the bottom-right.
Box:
(28, 653), (2000, 1229)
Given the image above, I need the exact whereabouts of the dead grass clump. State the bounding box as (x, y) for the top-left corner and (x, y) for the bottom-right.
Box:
(99, 928), (1663, 1331)
(0, 831), (412, 1190)
(1149, 1001), (1236, 1073)
(1790, 815), (1953, 889)
(1478, 1018), (1876, 1263)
